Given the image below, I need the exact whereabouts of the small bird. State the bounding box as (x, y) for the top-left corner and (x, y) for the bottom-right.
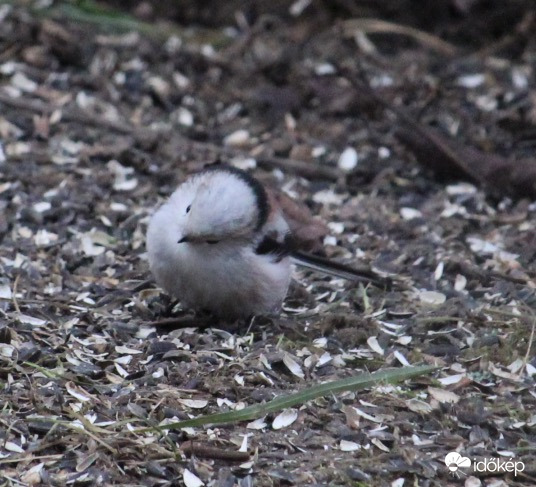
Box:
(146, 165), (384, 321)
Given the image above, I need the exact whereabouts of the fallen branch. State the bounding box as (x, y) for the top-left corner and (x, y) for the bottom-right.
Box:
(341, 70), (536, 199)
(396, 128), (536, 199)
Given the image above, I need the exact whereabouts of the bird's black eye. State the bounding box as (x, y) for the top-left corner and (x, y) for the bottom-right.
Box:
(186, 205), (191, 214)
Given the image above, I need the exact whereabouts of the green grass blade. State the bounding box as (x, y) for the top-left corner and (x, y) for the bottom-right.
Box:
(137, 365), (437, 432)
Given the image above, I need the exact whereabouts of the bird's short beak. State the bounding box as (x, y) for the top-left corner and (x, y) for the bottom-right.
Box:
(178, 235), (190, 243)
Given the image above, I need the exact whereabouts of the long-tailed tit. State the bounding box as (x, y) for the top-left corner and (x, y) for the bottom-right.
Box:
(147, 166), (385, 321)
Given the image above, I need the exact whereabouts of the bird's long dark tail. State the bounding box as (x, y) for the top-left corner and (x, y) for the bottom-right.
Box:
(290, 251), (391, 288)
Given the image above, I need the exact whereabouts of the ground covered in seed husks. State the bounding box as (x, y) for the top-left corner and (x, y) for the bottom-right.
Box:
(1, 1), (536, 486)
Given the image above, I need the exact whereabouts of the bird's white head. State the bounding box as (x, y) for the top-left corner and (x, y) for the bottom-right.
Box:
(170, 166), (269, 244)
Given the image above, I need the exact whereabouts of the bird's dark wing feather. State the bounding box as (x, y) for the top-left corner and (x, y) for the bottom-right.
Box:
(255, 234), (295, 262)
(290, 251), (391, 289)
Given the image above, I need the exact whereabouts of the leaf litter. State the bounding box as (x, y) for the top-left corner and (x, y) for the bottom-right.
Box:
(0, 1), (535, 486)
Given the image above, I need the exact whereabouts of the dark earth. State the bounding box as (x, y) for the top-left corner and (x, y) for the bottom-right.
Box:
(0, 1), (535, 486)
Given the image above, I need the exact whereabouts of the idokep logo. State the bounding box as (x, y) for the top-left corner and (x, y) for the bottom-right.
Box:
(473, 457), (525, 476)
(445, 452), (525, 477)
(445, 452), (471, 474)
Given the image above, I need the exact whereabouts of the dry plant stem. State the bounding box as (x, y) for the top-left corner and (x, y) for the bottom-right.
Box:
(0, 454), (64, 465)
(0, 417), (24, 437)
(61, 421), (117, 454)
(3, 475), (25, 486)
(483, 308), (528, 318)
(523, 318), (535, 364)
(341, 18), (458, 56)
(12, 273), (21, 314)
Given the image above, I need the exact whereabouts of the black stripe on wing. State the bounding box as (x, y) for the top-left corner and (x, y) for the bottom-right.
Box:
(255, 234), (295, 262)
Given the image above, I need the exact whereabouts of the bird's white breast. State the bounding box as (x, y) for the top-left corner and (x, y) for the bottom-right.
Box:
(147, 200), (291, 320)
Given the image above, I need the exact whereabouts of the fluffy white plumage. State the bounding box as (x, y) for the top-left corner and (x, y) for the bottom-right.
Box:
(147, 167), (291, 320)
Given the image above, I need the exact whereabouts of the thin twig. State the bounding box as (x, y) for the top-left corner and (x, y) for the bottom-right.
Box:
(184, 138), (340, 180)
(0, 454), (64, 465)
(0, 90), (339, 180)
(341, 18), (457, 56)
(522, 315), (535, 369)
(180, 441), (250, 461)
(0, 90), (155, 141)
(62, 422), (117, 455)
(1, 475), (28, 486)
(12, 274), (21, 315)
